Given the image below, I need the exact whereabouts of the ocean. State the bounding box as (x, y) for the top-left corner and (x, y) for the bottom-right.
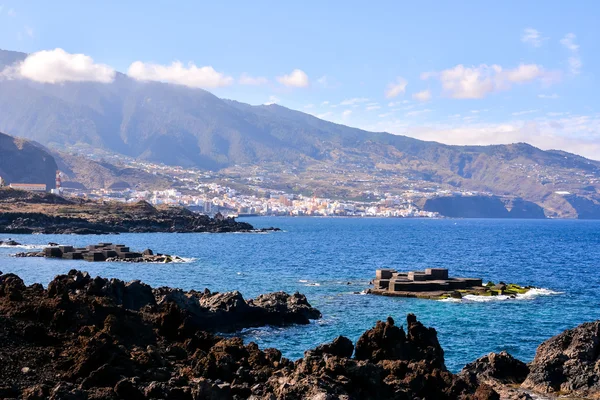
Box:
(1, 217), (599, 372)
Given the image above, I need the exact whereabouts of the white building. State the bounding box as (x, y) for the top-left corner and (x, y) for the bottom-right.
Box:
(9, 183), (47, 192)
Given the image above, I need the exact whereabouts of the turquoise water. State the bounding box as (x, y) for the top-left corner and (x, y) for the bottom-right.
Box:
(1, 217), (599, 372)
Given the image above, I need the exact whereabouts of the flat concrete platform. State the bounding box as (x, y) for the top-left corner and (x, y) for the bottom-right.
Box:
(370, 268), (486, 299)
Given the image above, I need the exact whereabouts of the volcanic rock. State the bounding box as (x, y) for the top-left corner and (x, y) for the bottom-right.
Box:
(521, 320), (600, 397)
(0, 270), (506, 400)
(460, 351), (529, 385)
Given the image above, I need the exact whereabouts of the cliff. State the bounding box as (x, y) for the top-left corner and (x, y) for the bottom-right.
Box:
(422, 195), (546, 219)
(0, 131), (57, 190)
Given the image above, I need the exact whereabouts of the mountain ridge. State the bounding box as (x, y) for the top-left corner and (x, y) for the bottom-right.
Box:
(0, 48), (599, 217)
(0, 131), (57, 189)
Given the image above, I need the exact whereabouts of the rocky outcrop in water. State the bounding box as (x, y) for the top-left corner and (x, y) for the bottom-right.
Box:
(15, 243), (187, 263)
(0, 270), (499, 400)
(521, 320), (600, 398)
(0, 239), (21, 246)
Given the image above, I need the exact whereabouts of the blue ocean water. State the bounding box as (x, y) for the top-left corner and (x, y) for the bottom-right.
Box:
(1, 217), (599, 372)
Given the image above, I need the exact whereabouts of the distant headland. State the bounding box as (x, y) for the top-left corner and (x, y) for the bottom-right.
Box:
(0, 188), (258, 234)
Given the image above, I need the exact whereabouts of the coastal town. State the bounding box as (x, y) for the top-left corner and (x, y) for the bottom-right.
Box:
(3, 144), (599, 219)
(2, 153), (450, 217)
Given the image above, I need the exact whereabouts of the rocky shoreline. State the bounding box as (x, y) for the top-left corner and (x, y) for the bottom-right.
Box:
(0, 269), (598, 399)
(0, 208), (255, 234)
(0, 189), (263, 234)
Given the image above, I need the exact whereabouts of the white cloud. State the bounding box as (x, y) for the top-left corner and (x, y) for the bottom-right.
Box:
(317, 111), (333, 119)
(264, 95), (280, 105)
(385, 77), (408, 98)
(342, 110), (352, 119)
(378, 112), (393, 118)
(304, 104), (314, 109)
(412, 89), (431, 102)
(385, 116), (600, 161)
(24, 25), (33, 38)
(560, 33), (579, 52)
(340, 97), (369, 106)
(276, 69), (309, 87)
(366, 105), (381, 111)
(321, 101), (330, 106)
(512, 109), (539, 116)
(560, 33), (582, 74)
(505, 64), (543, 83)
(538, 93), (559, 99)
(7, 8), (15, 17)
(424, 63), (554, 99)
(521, 28), (545, 47)
(1, 48), (115, 83)
(127, 61), (233, 88)
(239, 73), (268, 85)
(389, 100), (411, 107)
(406, 109), (432, 117)
(567, 56), (582, 75)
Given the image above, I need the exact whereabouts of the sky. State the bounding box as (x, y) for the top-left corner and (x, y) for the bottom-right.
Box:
(0, 1), (599, 160)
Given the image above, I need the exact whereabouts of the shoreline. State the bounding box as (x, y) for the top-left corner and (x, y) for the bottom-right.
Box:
(0, 269), (595, 399)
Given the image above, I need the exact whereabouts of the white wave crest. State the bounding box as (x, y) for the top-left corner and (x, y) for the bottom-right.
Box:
(515, 288), (563, 298)
(439, 288), (562, 303)
(0, 243), (44, 250)
(438, 297), (463, 303)
(173, 257), (196, 263)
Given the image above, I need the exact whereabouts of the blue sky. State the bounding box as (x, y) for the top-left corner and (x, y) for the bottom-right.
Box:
(0, 1), (599, 159)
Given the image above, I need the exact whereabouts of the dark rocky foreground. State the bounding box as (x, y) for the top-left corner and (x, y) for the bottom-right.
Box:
(0, 269), (598, 400)
(522, 320), (600, 398)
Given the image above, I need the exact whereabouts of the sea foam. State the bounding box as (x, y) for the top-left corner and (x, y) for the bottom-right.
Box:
(0, 243), (44, 250)
(439, 287), (563, 303)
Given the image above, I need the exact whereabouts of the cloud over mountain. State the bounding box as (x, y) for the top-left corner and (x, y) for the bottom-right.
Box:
(1, 48), (115, 83)
(127, 61), (234, 88)
(423, 63), (557, 99)
(277, 69), (309, 87)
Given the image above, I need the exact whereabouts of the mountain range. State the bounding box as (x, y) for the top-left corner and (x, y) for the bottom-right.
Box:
(0, 48), (599, 218)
